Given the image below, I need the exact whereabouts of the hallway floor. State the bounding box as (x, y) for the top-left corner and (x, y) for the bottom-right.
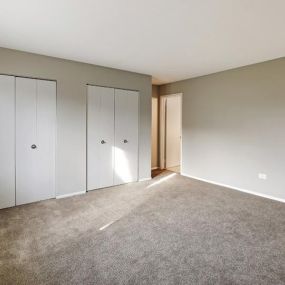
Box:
(166, 165), (180, 173)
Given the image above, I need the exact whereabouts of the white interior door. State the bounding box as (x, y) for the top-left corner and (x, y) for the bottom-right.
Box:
(87, 85), (114, 190)
(16, 78), (56, 205)
(166, 95), (181, 168)
(0, 75), (15, 209)
(114, 89), (138, 185)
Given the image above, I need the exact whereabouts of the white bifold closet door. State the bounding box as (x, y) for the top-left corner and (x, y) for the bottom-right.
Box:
(87, 85), (115, 190)
(16, 78), (56, 205)
(87, 86), (139, 190)
(114, 89), (139, 185)
(0, 75), (15, 209)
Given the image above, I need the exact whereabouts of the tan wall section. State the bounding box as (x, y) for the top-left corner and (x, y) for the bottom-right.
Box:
(160, 58), (285, 200)
(0, 47), (152, 196)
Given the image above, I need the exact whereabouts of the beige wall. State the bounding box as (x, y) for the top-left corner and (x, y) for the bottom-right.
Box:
(0, 47), (152, 196)
(160, 58), (285, 200)
(151, 85), (159, 169)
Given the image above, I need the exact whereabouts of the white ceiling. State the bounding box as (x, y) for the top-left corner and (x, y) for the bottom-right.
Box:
(0, 0), (285, 84)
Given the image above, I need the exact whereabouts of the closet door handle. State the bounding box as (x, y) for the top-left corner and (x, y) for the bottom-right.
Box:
(101, 140), (106, 144)
(31, 144), (37, 149)
(123, 139), (128, 143)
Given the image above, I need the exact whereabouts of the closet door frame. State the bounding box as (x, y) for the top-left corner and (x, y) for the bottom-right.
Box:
(0, 74), (57, 208)
(86, 84), (140, 190)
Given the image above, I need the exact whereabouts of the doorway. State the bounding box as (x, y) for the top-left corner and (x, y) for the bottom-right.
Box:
(160, 93), (182, 173)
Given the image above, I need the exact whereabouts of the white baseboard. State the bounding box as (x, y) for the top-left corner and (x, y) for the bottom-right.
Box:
(181, 172), (285, 203)
(56, 190), (86, 199)
(151, 167), (159, 170)
(139, 177), (152, 182)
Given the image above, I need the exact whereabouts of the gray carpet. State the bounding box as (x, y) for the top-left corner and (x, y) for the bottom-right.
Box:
(0, 171), (285, 285)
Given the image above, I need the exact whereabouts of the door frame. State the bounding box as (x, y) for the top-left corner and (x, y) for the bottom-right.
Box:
(159, 93), (182, 171)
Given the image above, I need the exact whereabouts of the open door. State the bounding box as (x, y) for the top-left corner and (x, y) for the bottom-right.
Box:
(160, 93), (182, 173)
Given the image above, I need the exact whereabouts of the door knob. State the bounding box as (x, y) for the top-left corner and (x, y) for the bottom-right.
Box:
(101, 140), (106, 144)
(123, 139), (128, 143)
(31, 144), (37, 149)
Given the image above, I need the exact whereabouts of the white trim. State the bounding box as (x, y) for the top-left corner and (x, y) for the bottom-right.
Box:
(181, 172), (285, 203)
(56, 190), (86, 199)
(139, 177), (152, 182)
(159, 96), (166, 168)
(151, 166), (159, 170)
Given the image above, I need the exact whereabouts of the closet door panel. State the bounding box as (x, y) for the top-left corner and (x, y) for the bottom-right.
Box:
(87, 86), (114, 190)
(16, 78), (38, 205)
(0, 75), (15, 209)
(114, 89), (138, 185)
(99, 89), (115, 188)
(36, 80), (56, 200)
(16, 78), (56, 205)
